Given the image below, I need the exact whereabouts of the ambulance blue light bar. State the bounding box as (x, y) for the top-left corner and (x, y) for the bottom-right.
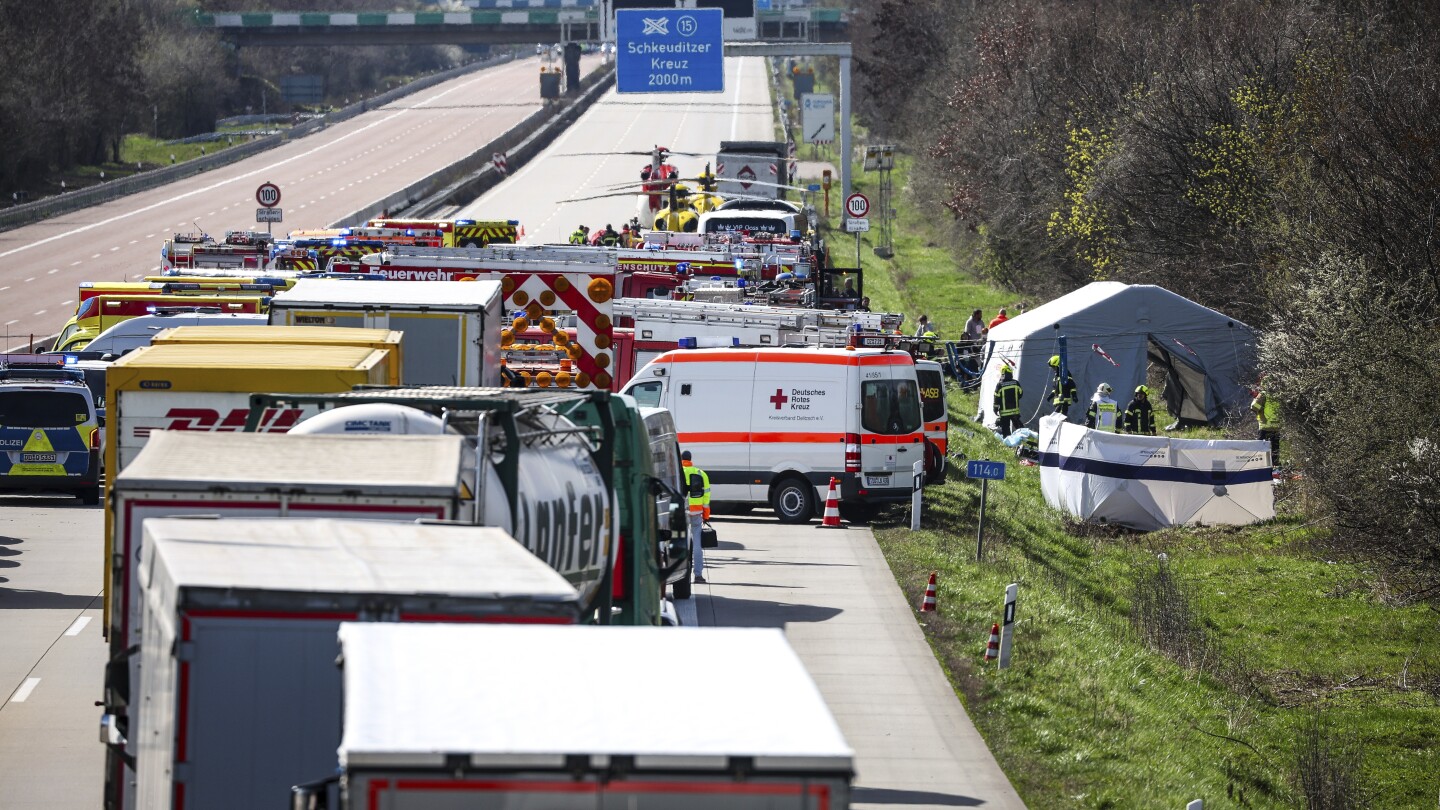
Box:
(678, 337), (741, 349)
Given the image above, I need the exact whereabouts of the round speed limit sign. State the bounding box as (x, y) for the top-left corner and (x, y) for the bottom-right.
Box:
(255, 182), (282, 208)
(844, 192), (870, 219)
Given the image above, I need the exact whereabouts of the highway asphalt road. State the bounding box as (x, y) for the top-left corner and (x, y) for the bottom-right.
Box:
(0, 53), (598, 352)
(0, 496), (105, 808)
(457, 56), (777, 242)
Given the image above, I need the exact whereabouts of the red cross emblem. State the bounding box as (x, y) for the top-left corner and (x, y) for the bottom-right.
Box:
(769, 389), (788, 410)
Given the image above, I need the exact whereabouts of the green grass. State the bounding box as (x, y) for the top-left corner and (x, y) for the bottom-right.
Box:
(870, 389), (1440, 807)
(774, 66), (1440, 807)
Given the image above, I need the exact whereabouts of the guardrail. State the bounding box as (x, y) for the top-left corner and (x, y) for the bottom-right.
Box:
(331, 63), (616, 227)
(0, 53), (515, 234)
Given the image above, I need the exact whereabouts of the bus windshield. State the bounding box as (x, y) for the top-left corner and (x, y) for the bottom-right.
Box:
(861, 379), (922, 435)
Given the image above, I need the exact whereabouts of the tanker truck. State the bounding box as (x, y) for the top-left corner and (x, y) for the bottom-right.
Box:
(245, 386), (690, 628)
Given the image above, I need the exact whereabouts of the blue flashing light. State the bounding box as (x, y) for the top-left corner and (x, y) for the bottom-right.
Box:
(710, 276), (722, 281)
(64, 354), (78, 365)
(339, 228), (353, 236)
(405, 229), (415, 237)
(678, 337), (697, 349)
(456, 219), (475, 225)
(507, 220), (520, 226)
(734, 259), (744, 271)
(737, 278), (747, 288)
(790, 229), (802, 239)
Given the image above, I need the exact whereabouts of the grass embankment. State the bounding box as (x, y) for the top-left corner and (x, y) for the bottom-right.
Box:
(772, 63), (1440, 809)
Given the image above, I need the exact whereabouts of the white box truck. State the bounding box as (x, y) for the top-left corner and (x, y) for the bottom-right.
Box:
(312, 623), (853, 809)
(267, 279), (502, 387)
(103, 432), (473, 810)
(132, 518), (580, 810)
(622, 345), (928, 522)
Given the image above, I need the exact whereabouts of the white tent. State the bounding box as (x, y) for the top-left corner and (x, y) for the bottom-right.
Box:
(1038, 415), (1274, 530)
(977, 282), (1257, 430)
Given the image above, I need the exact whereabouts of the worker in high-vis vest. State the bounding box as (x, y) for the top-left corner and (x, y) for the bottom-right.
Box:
(1085, 383), (1119, 431)
(568, 225), (589, 245)
(1251, 380), (1282, 466)
(993, 365), (1023, 437)
(681, 450), (711, 584)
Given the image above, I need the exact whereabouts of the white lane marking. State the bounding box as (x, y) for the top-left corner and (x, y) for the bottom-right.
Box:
(90, 253), (101, 259)
(61, 299), (73, 306)
(10, 678), (40, 703)
(24, 277), (34, 283)
(33, 310), (46, 316)
(129, 240), (138, 244)
(48, 268), (59, 274)
(65, 617), (92, 636)
(0, 287), (9, 292)
(109, 246), (119, 252)
(4, 320), (17, 326)
(69, 260), (81, 266)
(145, 234), (154, 239)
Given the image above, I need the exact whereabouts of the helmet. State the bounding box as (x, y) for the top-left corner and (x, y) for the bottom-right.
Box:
(681, 450), (692, 462)
(1136, 385), (1150, 395)
(1048, 355), (1061, 368)
(1098, 383), (1112, 395)
(999, 365), (1013, 375)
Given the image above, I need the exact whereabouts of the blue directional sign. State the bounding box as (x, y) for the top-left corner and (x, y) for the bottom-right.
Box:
(967, 460), (1008, 481)
(616, 8), (725, 94)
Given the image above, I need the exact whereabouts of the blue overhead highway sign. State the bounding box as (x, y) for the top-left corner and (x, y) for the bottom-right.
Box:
(616, 8), (724, 94)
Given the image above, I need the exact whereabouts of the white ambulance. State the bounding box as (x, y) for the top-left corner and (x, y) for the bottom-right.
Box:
(622, 345), (927, 522)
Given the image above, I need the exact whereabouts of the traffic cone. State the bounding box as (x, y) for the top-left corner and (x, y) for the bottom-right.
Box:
(919, 572), (937, 612)
(984, 623), (1000, 661)
(819, 477), (843, 528)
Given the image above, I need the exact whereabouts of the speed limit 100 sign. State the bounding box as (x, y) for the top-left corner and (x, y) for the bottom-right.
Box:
(844, 192), (870, 219)
(255, 182), (281, 208)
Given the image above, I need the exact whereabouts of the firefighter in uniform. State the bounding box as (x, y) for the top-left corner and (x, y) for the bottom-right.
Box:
(598, 223), (621, 247)
(993, 365), (1023, 437)
(681, 450), (711, 584)
(1048, 355), (1078, 416)
(1122, 385), (1157, 435)
(1085, 383), (1119, 431)
(568, 225), (589, 245)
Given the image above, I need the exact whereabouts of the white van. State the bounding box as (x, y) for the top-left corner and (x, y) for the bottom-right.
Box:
(85, 311), (268, 358)
(623, 345), (925, 523)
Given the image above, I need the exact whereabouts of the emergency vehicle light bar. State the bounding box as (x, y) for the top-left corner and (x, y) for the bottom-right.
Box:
(677, 337), (741, 349)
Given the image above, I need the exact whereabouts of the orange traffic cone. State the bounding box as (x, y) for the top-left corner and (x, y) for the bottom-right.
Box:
(519, 224), (526, 238)
(919, 572), (937, 612)
(984, 623), (1000, 661)
(820, 477), (843, 528)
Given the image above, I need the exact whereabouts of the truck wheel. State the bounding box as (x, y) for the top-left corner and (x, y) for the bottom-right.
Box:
(78, 486), (100, 506)
(770, 477), (815, 524)
(673, 560), (692, 601)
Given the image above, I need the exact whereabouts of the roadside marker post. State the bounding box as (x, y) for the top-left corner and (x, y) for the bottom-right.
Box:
(910, 459), (923, 531)
(966, 459), (1006, 560)
(998, 582), (1017, 670)
(1186, 801), (1202, 810)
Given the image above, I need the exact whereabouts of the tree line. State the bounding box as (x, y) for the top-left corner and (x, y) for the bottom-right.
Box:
(852, 0), (1439, 596)
(0, 0), (468, 195)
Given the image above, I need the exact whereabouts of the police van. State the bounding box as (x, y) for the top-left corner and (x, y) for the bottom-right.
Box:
(623, 343), (927, 523)
(0, 355), (102, 504)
